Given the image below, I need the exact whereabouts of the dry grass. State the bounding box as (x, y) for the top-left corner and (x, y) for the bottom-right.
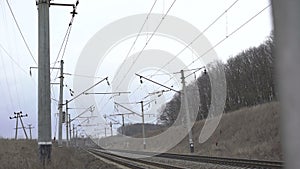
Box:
(99, 102), (282, 161)
(0, 139), (121, 169)
(169, 102), (282, 160)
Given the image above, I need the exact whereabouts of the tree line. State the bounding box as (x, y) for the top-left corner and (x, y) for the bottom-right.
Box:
(159, 34), (276, 126)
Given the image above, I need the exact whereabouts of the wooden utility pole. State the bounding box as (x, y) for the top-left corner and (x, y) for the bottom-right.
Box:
(9, 111), (28, 139)
(28, 124), (34, 140)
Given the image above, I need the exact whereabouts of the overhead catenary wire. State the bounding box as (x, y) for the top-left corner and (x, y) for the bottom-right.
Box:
(64, 73), (103, 79)
(131, 0), (270, 101)
(96, 0), (175, 120)
(152, 3), (272, 94)
(5, 0), (37, 65)
(111, 0), (158, 94)
(9, 56), (21, 109)
(52, 0), (79, 66)
(127, 0), (239, 100)
(123, 0), (158, 61)
(51, 0), (79, 80)
(0, 43), (32, 78)
(186, 4), (272, 68)
(0, 49), (14, 111)
(115, 0), (177, 91)
(75, 2), (271, 138)
(150, 0), (240, 79)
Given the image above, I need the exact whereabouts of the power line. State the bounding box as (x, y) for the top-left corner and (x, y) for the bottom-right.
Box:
(131, 1), (270, 100)
(5, 0), (37, 65)
(185, 3), (272, 68)
(96, 0), (174, 115)
(0, 43), (30, 77)
(53, 1), (78, 65)
(112, 0), (158, 92)
(152, 0), (240, 77)
(0, 49), (15, 111)
(64, 73), (104, 79)
(127, 0), (239, 100)
(115, 0), (177, 91)
(124, 0), (158, 61)
(52, 0), (79, 79)
(151, 3), (272, 95)
(10, 56), (21, 109)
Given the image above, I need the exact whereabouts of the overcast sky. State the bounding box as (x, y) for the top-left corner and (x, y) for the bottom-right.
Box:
(0, 0), (272, 139)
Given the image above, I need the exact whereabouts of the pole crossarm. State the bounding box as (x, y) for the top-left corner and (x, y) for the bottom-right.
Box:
(135, 73), (180, 93)
(84, 91), (130, 95)
(66, 77), (109, 104)
(103, 115), (121, 125)
(109, 113), (135, 117)
(70, 105), (95, 122)
(29, 66), (60, 76)
(9, 111), (28, 139)
(184, 66), (206, 79)
(76, 116), (98, 119)
(49, 3), (75, 7)
(114, 102), (141, 117)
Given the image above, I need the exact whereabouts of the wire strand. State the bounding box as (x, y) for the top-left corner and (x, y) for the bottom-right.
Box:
(151, 3), (272, 95)
(115, 0), (177, 91)
(127, 0), (239, 99)
(5, 0), (37, 65)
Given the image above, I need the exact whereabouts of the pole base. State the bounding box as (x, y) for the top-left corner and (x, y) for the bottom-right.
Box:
(190, 143), (194, 153)
(39, 144), (52, 167)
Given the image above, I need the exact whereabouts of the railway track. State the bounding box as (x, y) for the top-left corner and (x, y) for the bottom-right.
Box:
(156, 153), (283, 169)
(91, 148), (283, 169)
(86, 148), (186, 169)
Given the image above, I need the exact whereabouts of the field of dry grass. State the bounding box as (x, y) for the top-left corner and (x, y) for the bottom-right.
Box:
(0, 102), (281, 169)
(169, 101), (282, 160)
(99, 102), (282, 161)
(0, 139), (121, 169)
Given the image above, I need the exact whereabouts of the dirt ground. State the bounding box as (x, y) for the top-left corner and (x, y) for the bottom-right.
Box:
(0, 139), (120, 169)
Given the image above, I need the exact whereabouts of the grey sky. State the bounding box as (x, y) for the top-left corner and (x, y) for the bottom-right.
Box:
(0, 0), (272, 139)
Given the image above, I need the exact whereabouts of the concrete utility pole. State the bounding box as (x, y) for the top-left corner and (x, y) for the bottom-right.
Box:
(114, 102), (150, 149)
(69, 114), (71, 143)
(272, 1), (300, 168)
(122, 114), (125, 134)
(72, 124), (75, 145)
(9, 112), (28, 140)
(108, 113), (134, 135)
(181, 70), (194, 153)
(58, 60), (64, 146)
(110, 122), (113, 136)
(75, 127), (78, 147)
(65, 100), (69, 146)
(37, 0), (52, 164)
(140, 101), (146, 150)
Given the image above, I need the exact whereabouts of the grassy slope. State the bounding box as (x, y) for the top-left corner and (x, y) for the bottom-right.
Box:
(169, 102), (282, 160)
(0, 139), (120, 169)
